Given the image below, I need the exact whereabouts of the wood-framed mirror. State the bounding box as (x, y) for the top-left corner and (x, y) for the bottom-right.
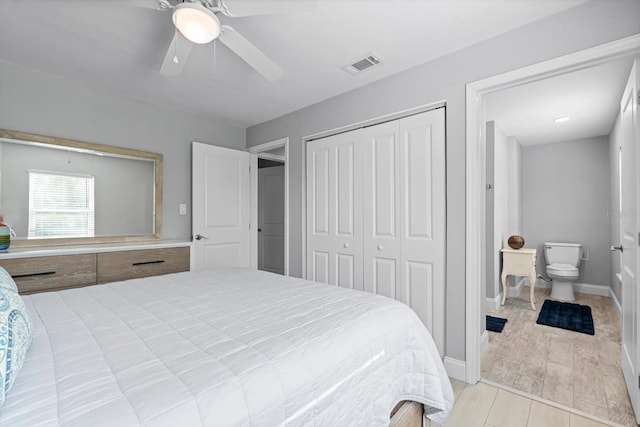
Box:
(0, 129), (162, 248)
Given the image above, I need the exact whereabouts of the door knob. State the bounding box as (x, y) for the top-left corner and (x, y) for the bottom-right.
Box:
(610, 245), (623, 252)
(258, 228), (263, 232)
(195, 234), (209, 241)
(377, 245), (383, 251)
(343, 243), (349, 248)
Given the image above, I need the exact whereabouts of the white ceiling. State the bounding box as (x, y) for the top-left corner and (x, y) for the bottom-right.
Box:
(485, 56), (633, 146)
(0, 0), (587, 127)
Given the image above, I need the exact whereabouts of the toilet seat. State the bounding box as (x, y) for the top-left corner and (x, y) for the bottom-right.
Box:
(547, 263), (579, 277)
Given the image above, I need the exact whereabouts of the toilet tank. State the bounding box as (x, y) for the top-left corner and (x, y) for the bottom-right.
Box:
(544, 242), (582, 267)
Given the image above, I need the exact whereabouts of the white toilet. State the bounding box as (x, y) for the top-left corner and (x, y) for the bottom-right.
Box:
(544, 242), (582, 301)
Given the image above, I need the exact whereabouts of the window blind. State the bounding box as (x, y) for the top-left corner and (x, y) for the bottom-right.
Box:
(28, 171), (95, 238)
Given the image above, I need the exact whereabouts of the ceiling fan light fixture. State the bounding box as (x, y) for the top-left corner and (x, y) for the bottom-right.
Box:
(173, 3), (221, 44)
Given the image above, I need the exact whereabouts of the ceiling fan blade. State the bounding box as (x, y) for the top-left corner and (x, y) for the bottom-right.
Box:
(159, 31), (194, 76)
(220, 0), (317, 17)
(99, 0), (170, 9)
(218, 25), (283, 81)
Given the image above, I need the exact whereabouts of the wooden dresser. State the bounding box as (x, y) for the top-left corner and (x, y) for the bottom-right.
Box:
(0, 243), (191, 294)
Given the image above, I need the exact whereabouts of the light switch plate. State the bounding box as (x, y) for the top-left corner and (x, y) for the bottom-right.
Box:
(179, 204), (187, 215)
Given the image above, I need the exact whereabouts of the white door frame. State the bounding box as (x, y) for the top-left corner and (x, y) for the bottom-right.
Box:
(248, 138), (290, 276)
(465, 34), (640, 383)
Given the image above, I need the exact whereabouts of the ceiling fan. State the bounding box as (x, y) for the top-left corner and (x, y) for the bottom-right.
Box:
(135, 0), (316, 81)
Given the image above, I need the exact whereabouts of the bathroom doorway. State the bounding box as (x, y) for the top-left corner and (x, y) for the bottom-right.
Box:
(477, 53), (638, 426)
(248, 137), (290, 276)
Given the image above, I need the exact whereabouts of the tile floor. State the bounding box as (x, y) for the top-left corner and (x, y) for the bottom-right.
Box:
(482, 287), (636, 427)
(436, 379), (618, 427)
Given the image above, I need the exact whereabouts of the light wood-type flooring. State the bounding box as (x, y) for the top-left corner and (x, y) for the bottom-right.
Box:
(435, 379), (622, 427)
(482, 287), (636, 426)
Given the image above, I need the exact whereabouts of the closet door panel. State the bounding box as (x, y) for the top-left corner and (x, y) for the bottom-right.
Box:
(374, 258), (397, 299)
(311, 147), (330, 236)
(332, 133), (363, 289)
(405, 130), (433, 239)
(405, 261), (434, 332)
(336, 254), (355, 289)
(363, 121), (401, 297)
(313, 251), (330, 284)
(307, 143), (332, 283)
(336, 144), (355, 237)
(399, 109), (446, 353)
(307, 131), (363, 289)
(373, 134), (397, 237)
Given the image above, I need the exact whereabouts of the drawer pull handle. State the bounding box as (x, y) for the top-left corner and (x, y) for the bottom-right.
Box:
(13, 271), (56, 279)
(132, 260), (165, 266)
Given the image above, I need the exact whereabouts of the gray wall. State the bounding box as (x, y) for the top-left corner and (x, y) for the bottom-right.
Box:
(486, 122), (522, 301)
(0, 141), (155, 237)
(609, 112), (622, 302)
(0, 61), (246, 241)
(246, 1), (640, 360)
(508, 136), (523, 236)
(522, 137), (611, 287)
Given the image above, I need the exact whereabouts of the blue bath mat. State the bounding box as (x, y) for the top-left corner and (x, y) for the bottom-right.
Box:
(536, 299), (594, 335)
(486, 315), (508, 333)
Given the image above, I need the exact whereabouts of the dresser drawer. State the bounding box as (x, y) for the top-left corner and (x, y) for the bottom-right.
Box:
(503, 253), (536, 266)
(1, 254), (97, 294)
(97, 247), (190, 283)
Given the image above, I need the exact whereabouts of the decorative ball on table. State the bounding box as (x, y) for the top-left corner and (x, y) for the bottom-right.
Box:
(507, 235), (525, 250)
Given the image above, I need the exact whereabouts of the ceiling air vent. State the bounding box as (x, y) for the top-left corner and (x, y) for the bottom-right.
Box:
(342, 54), (382, 75)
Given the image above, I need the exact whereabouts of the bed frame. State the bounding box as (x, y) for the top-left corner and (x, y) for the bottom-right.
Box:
(390, 401), (427, 427)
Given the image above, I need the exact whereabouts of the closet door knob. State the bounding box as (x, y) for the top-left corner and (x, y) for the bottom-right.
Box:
(343, 243), (350, 248)
(377, 245), (383, 251)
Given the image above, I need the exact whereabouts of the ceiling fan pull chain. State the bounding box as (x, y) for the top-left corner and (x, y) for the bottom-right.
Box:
(212, 39), (217, 79)
(173, 27), (179, 64)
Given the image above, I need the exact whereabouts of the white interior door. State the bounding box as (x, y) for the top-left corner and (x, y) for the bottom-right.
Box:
(362, 110), (446, 350)
(306, 131), (363, 289)
(192, 142), (251, 271)
(620, 59), (639, 423)
(362, 121), (401, 299)
(399, 109), (446, 350)
(258, 164), (285, 275)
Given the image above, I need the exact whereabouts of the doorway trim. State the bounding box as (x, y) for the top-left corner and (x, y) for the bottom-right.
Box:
(465, 34), (640, 383)
(248, 138), (290, 276)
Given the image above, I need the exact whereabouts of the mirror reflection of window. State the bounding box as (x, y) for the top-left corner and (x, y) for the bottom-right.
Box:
(0, 131), (162, 245)
(28, 171), (95, 238)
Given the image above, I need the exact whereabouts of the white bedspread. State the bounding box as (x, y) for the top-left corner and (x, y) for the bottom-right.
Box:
(0, 268), (453, 426)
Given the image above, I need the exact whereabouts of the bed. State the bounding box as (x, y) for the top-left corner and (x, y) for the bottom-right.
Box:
(0, 268), (454, 426)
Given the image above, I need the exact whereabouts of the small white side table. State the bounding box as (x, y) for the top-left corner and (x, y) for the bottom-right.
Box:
(500, 248), (537, 311)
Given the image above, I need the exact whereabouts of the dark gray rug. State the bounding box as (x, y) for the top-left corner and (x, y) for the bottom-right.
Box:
(536, 299), (594, 335)
(486, 315), (507, 333)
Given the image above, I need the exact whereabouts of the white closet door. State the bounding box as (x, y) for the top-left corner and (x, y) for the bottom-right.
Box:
(305, 108), (446, 353)
(362, 121), (401, 299)
(306, 131), (363, 289)
(399, 109), (446, 350)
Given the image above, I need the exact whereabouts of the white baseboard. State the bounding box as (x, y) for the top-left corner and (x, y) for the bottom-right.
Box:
(574, 282), (611, 296)
(443, 357), (466, 382)
(609, 288), (622, 319)
(486, 278), (526, 311)
(480, 331), (489, 356)
(511, 277), (525, 297)
(485, 294), (501, 311)
(534, 280), (611, 297)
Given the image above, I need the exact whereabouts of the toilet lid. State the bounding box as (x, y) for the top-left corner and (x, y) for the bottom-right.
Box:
(547, 263), (578, 275)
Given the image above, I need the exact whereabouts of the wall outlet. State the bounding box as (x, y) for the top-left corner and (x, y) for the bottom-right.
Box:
(179, 204), (187, 216)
